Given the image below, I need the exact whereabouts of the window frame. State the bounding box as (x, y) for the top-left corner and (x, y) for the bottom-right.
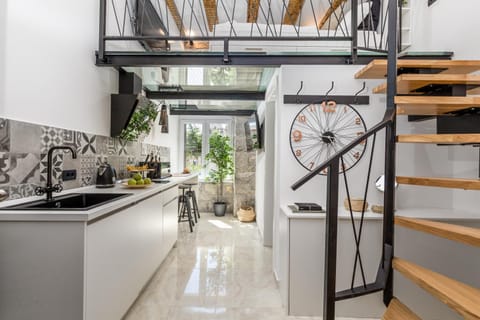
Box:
(179, 116), (234, 181)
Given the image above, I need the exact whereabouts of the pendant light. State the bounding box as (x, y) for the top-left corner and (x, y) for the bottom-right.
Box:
(159, 104), (169, 133)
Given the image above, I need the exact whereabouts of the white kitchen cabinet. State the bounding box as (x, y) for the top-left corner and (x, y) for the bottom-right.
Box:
(85, 191), (165, 320)
(278, 206), (385, 318)
(162, 186), (179, 258)
(0, 176), (195, 320)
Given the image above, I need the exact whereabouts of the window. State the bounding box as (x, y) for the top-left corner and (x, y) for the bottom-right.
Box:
(180, 118), (233, 180)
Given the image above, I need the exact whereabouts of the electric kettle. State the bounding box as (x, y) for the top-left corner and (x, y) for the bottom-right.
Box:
(96, 162), (116, 188)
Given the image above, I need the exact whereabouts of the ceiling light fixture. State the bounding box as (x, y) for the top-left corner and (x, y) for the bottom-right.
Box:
(159, 104), (169, 133)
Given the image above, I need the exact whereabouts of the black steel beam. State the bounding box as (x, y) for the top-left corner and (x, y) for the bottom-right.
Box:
(96, 51), (382, 67)
(146, 90), (265, 101)
(169, 109), (255, 116)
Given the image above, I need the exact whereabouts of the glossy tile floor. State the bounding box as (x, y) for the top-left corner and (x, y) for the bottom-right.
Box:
(125, 215), (378, 320)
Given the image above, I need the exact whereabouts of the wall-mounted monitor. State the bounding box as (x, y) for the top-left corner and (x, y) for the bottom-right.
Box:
(244, 111), (263, 151)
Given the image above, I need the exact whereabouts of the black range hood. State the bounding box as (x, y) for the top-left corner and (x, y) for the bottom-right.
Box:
(110, 72), (142, 137)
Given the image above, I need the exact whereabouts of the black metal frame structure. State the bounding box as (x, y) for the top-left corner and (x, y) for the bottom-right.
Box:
(97, 1), (399, 318)
(290, 0), (397, 318)
(96, 0), (398, 67)
(146, 89), (265, 100)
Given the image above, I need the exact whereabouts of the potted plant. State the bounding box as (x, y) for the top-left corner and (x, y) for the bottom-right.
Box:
(205, 132), (234, 216)
(119, 99), (158, 142)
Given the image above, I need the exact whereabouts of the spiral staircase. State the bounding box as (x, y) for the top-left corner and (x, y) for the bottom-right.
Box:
(356, 59), (480, 319)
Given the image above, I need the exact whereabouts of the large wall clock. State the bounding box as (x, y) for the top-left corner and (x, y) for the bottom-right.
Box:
(289, 101), (367, 175)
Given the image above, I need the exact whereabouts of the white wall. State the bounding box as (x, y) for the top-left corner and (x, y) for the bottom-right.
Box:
(272, 65), (387, 280)
(274, 65), (387, 216)
(255, 102), (267, 241)
(142, 110), (180, 173)
(409, 0), (480, 59)
(255, 86), (277, 247)
(2, 0), (117, 136)
(271, 63), (480, 284)
(0, 0), (7, 115)
(1, 0), (177, 163)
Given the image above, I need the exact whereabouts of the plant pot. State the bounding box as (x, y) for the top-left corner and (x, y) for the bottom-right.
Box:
(213, 202), (227, 216)
(237, 206), (255, 222)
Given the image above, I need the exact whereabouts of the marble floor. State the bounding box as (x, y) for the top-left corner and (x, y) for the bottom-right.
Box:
(125, 214), (378, 320)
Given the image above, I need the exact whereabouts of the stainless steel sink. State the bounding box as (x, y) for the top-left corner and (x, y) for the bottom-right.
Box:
(0, 193), (131, 211)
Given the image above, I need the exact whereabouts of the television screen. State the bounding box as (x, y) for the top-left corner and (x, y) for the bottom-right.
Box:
(244, 111), (263, 151)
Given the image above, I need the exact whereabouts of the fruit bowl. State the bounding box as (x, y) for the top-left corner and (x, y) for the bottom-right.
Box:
(121, 182), (153, 189)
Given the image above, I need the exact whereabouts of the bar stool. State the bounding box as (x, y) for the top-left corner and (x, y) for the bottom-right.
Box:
(183, 182), (200, 222)
(178, 185), (194, 232)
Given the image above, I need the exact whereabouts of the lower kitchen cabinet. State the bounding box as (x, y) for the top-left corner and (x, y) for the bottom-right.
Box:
(162, 186), (179, 258)
(86, 190), (164, 320)
(277, 206), (385, 318)
(0, 186), (180, 320)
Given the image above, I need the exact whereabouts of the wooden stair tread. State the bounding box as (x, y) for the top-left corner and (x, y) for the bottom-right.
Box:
(396, 216), (480, 247)
(395, 96), (480, 115)
(373, 74), (480, 94)
(397, 176), (480, 190)
(470, 86), (480, 95)
(382, 297), (421, 320)
(393, 258), (480, 319)
(397, 134), (480, 144)
(356, 60), (480, 79)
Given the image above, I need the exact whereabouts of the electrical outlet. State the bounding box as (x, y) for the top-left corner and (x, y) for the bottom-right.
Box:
(62, 169), (77, 181)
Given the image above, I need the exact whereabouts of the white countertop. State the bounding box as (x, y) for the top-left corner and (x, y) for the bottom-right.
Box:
(281, 205), (384, 220)
(0, 174), (198, 222)
(281, 205), (480, 221)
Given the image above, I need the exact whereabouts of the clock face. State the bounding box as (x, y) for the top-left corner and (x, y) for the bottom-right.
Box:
(289, 101), (367, 175)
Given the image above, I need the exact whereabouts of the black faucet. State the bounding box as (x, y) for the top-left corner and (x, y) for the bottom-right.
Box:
(35, 146), (77, 201)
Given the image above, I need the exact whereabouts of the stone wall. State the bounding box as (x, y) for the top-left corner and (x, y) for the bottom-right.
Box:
(197, 182), (234, 214)
(195, 116), (256, 216)
(0, 117), (169, 200)
(233, 117), (256, 215)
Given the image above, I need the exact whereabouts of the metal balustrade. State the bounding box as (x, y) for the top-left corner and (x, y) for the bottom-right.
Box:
(97, 0), (396, 65)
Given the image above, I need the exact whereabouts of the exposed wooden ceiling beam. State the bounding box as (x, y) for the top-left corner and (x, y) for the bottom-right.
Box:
(282, 0), (306, 25)
(317, 0), (347, 29)
(165, 0), (209, 49)
(165, 0), (185, 35)
(247, 0), (261, 23)
(202, 0), (218, 32)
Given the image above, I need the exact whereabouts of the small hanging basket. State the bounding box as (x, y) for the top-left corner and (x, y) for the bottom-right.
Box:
(237, 206), (256, 222)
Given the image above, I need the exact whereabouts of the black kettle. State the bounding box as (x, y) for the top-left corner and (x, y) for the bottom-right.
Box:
(96, 162), (116, 188)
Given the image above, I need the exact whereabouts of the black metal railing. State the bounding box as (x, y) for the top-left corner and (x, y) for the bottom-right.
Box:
(97, 0), (395, 64)
(290, 1), (398, 318)
(291, 108), (396, 319)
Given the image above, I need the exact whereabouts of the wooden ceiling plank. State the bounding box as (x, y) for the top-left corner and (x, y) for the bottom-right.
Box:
(202, 0), (218, 32)
(317, 0), (347, 29)
(165, 0), (186, 36)
(247, 0), (261, 23)
(282, 0), (306, 25)
(165, 0), (209, 50)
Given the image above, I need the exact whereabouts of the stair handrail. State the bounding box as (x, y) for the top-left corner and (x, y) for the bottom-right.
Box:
(291, 108), (395, 191)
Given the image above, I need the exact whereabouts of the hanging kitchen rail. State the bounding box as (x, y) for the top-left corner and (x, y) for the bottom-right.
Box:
(283, 81), (370, 105)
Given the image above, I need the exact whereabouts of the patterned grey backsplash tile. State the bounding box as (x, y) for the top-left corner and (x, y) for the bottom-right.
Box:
(41, 126), (64, 153)
(0, 119), (10, 152)
(0, 118), (170, 200)
(10, 121), (42, 154)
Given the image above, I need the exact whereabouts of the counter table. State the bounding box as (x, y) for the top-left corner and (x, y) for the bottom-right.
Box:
(0, 174), (197, 320)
